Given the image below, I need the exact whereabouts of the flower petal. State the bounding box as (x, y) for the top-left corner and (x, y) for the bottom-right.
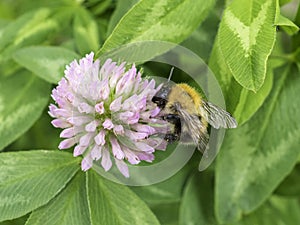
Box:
(123, 147), (140, 165)
(99, 59), (113, 80)
(115, 73), (128, 95)
(52, 108), (70, 117)
(146, 138), (168, 151)
(81, 155), (93, 171)
(91, 144), (102, 160)
(103, 118), (114, 130)
(131, 124), (156, 135)
(101, 147), (112, 171)
(99, 80), (110, 100)
(73, 145), (87, 156)
(109, 62), (125, 88)
(150, 107), (161, 117)
(67, 116), (91, 126)
(137, 152), (155, 162)
(136, 96), (147, 111)
(95, 102), (105, 114)
(125, 130), (148, 140)
(140, 79), (156, 96)
(135, 142), (155, 153)
(85, 120), (99, 132)
(78, 102), (94, 114)
(48, 104), (58, 117)
(51, 119), (70, 128)
(79, 133), (94, 146)
(58, 138), (77, 149)
(109, 96), (122, 112)
(113, 125), (124, 135)
(118, 111), (139, 124)
(94, 130), (106, 146)
(115, 159), (129, 178)
(60, 127), (83, 138)
(127, 112), (140, 124)
(110, 136), (125, 159)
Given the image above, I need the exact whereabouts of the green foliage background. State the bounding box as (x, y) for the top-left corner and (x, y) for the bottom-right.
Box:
(0, 0), (299, 224)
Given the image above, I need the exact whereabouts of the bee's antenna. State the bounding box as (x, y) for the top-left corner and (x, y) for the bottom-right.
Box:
(167, 67), (174, 82)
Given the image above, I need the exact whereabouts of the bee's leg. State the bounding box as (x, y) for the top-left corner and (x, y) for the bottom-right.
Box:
(164, 133), (180, 143)
(152, 96), (167, 108)
(163, 114), (181, 143)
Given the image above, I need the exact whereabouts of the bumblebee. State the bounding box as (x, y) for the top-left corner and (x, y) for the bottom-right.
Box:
(152, 79), (237, 152)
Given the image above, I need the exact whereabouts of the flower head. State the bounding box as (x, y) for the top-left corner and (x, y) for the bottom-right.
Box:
(49, 52), (167, 177)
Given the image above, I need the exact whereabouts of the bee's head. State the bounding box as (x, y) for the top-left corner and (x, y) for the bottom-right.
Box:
(152, 67), (174, 108)
(152, 83), (171, 108)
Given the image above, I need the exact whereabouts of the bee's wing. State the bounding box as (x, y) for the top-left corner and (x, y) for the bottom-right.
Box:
(175, 105), (209, 152)
(200, 101), (238, 129)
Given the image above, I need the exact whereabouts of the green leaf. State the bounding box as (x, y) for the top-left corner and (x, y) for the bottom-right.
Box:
(26, 169), (161, 225)
(89, 0), (113, 16)
(276, 14), (299, 35)
(215, 64), (300, 223)
(87, 170), (160, 225)
(0, 214), (28, 225)
(295, 2), (300, 26)
(98, 0), (215, 55)
(0, 8), (58, 62)
(233, 195), (300, 225)
(0, 73), (50, 151)
(73, 7), (100, 55)
(233, 66), (273, 124)
(275, 163), (300, 196)
(131, 155), (198, 204)
(7, 111), (60, 151)
(150, 202), (180, 225)
(107, 0), (139, 36)
(218, 0), (277, 91)
(179, 172), (217, 225)
(275, 0), (300, 36)
(26, 172), (91, 225)
(0, 19), (10, 30)
(279, 0), (292, 5)
(131, 171), (185, 204)
(13, 46), (79, 84)
(209, 37), (273, 125)
(0, 150), (80, 222)
(181, 4), (220, 62)
(0, 2), (14, 20)
(291, 5), (300, 51)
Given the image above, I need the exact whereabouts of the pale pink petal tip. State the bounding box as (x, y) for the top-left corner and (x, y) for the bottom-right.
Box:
(58, 138), (76, 149)
(85, 120), (98, 132)
(110, 96), (122, 112)
(51, 119), (70, 128)
(74, 145), (86, 156)
(81, 156), (93, 171)
(91, 145), (102, 160)
(95, 102), (105, 114)
(103, 118), (114, 130)
(110, 137), (125, 160)
(115, 159), (130, 178)
(150, 107), (161, 117)
(94, 130), (106, 146)
(101, 148), (112, 171)
(113, 125), (124, 135)
(78, 102), (93, 113)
